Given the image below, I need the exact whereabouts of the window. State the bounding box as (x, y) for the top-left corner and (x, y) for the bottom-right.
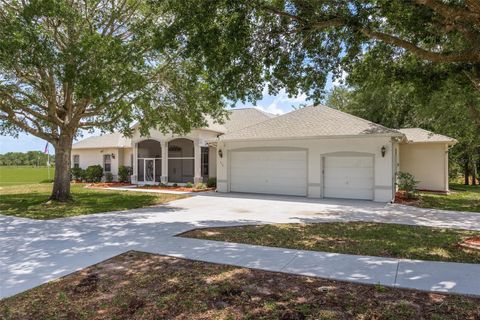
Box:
(73, 155), (80, 169)
(103, 154), (111, 173)
(201, 147), (209, 177)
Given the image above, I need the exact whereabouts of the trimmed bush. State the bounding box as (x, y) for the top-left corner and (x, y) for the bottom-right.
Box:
(206, 177), (217, 188)
(70, 167), (85, 181)
(194, 182), (206, 190)
(118, 165), (132, 183)
(185, 182), (193, 188)
(105, 172), (114, 182)
(397, 171), (419, 199)
(84, 165), (103, 183)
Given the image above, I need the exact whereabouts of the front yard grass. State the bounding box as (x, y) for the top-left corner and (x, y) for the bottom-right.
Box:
(181, 222), (480, 264)
(416, 183), (480, 212)
(0, 184), (186, 219)
(1, 251), (479, 320)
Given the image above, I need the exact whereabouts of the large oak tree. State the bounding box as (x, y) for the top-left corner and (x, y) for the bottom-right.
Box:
(0, 0), (226, 201)
(157, 0), (480, 124)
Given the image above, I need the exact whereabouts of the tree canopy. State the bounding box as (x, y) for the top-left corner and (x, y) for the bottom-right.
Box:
(326, 46), (480, 184)
(157, 0), (480, 123)
(0, 0), (226, 200)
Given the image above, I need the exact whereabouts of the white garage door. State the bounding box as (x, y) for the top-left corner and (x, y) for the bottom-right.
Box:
(230, 150), (307, 196)
(323, 156), (374, 200)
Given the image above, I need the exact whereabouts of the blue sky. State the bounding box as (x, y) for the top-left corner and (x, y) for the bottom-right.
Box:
(0, 77), (339, 154)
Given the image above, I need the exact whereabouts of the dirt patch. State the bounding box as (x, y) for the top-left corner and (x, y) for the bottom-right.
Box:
(1, 251), (479, 319)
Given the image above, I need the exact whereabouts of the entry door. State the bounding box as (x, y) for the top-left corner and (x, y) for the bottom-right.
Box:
(230, 150), (307, 196)
(145, 159), (154, 182)
(323, 156), (374, 200)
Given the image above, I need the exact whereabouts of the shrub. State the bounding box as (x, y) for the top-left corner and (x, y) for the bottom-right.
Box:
(118, 165), (132, 183)
(105, 172), (113, 183)
(70, 167), (85, 181)
(84, 165), (103, 183)
(172, 183), (178, 187)
(397, 171), (419, 199)
(206, 177), (217, 188)
(185, 182), (193, 188)
(194, 182), (206, 190)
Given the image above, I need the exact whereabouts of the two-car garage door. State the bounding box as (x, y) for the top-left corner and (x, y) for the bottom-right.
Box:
(230, 150), (307, 196)
(229, 151), (374, 200)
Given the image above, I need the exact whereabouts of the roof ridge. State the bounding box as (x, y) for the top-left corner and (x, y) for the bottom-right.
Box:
(320, 105), (399, 133)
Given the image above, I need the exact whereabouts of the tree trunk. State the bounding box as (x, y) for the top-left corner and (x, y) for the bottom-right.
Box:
(50, 133), (74, 201)
(464, 160), (470, 185)
(473, 160), (478, 186)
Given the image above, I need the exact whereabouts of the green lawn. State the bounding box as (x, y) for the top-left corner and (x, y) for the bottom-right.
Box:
(0, 184), (186, 219)
(181, 222), (480, 263)
(417, 183), (480, 212)
(0, 166), (55, 186)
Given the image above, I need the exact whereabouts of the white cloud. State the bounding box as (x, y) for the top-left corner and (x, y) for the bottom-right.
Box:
(253, 88), (308, 115)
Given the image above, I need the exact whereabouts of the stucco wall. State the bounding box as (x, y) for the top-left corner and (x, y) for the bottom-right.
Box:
(216, 136), (395, 202)
(399, 143), (448, 192)
(71, 147), (132, 180)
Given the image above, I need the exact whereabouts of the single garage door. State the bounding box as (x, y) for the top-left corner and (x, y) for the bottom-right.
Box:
(323, 156), (374, 200)
(230, 150), (307, 196)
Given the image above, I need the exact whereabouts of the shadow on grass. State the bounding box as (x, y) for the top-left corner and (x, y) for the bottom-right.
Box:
(0, 187), (186, 219)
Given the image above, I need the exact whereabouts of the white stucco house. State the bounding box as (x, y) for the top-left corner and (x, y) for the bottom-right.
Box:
(72, 106), (456, 202)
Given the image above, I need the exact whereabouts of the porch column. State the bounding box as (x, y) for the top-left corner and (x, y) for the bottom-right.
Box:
(194, 141), (202, 184)
(132, 142), (138, 184)
(161, 140), (168, 183)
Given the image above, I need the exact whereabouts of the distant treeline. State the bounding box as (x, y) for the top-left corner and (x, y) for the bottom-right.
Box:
(0, 151), (54, 166)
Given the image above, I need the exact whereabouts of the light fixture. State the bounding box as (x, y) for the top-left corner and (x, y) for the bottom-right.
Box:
(381, 146), (386, 157)
(111, 153), (115, 159)
(218, 149), (223, 158)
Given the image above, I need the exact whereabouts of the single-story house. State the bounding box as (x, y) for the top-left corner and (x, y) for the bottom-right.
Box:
(72, 105), (456, 202)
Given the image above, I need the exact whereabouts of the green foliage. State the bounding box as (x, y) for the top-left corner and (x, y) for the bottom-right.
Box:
(156, 1), (480, 105)
(194, 182), (206, 190)
(0, 151), (53, 166)
(185, 182), (193, 188)
(207, 177), (217, 188)
(84, 165), (103, 183)
(70, 167), (85, 181)
(105, 172), (114, 183)
(396, 172), (419, 199)
(118, 166), (133, 183)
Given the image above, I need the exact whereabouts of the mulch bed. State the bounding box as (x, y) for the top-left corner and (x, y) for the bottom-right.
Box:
(460, 236), (480, 251)
(1, 251), (479, 320)
(86, 182), (135, 188)
(395, 191), (420, 205)
(136, 185), (215, 192)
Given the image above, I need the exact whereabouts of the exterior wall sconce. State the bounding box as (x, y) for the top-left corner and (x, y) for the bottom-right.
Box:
(218, 149), (223, 158)
(111, 153), (116, 159)
(381, 146), (386, 157)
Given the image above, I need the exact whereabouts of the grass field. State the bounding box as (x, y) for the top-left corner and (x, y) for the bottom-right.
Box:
(181, 222), (480, 264)
(0, 184), (185, 219)
(0, 166), (55, 186)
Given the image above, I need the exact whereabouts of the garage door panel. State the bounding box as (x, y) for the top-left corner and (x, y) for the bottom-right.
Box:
(230, 150), (307, 196)
(323, 155), (374, 200)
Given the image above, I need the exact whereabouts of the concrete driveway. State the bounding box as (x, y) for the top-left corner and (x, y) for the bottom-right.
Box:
(2, 192), (480, 299)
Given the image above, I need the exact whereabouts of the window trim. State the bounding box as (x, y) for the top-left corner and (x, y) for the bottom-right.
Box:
(103, 154), (112, 173)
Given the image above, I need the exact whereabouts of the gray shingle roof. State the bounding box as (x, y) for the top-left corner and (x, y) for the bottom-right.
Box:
(220, 105), (402, 141)
(72, 133), (131, 149)
(398, 128), (457, 144)
(73, 108), (275, 149)
(223, 108), (276, 132)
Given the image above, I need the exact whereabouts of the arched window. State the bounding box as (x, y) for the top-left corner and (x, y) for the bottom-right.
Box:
(168, 138), (194, 183)
(137, 139), (161, 183)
